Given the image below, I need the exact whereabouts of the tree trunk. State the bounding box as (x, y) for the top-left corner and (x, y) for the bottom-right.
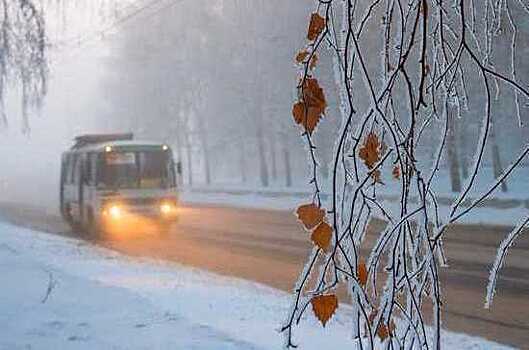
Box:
(184, 131), (193, 187)
(196, 111), (212, 185)
(283, 140), (292, 187)
(239, 138), (247, 183)
(459, 122), (469, 180)
(174, 131), (184, 186)
(200, 136), (211, 185)
(491, 124), (508, 192)
(173, 111), (184, 186)
(270, 132), (278, 183)
(256, 128), (269, 187)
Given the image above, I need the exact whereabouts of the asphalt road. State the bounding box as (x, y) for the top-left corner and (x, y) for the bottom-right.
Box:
(0, 202), (528, 349)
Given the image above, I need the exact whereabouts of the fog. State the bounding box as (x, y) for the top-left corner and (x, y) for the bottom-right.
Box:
(1, 0), (528, 209)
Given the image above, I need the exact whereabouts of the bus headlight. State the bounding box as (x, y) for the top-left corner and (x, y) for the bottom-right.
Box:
(103, 204), (123, 219)
(160, 202), (175, 215)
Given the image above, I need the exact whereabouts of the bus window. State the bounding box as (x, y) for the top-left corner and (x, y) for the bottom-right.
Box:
(61, 155), (67, 185)
(96, 151), (172, 189)
(87, 153), (97, 185)
(138, 151), (166, 188)
(73, 155), (82, 185)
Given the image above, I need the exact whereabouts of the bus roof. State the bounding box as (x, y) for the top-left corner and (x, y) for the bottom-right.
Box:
(73, 133), (133, 149)
(65, 140), (170, 154)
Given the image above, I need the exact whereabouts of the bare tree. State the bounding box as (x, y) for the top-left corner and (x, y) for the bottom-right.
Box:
(0, 0), (47, 131)
(283, 1), (529, 349)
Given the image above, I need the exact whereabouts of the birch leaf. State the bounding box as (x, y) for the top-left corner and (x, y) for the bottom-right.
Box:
(311, 294), (338, 327)
(296, 203), (325, 230)
(311, 222), (332, 250)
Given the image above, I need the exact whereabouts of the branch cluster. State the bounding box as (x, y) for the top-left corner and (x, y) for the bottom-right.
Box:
(283, 0), (529, 348)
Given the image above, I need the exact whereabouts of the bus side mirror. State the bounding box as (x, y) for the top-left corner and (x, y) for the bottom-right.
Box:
(176, 161), (183, 175)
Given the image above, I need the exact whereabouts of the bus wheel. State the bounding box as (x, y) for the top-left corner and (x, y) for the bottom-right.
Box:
(63, 203), (74, 226)
(85, 210), (100, 240)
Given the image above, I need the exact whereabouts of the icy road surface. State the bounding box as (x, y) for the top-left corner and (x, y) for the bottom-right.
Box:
(0, 201), (528, 348)
(0, 221), (518, 350)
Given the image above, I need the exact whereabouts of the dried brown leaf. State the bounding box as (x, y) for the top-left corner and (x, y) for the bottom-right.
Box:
(295, 49), (309, 64)
(392, 166), (400, 180)
(307, 13), (325, 41)
(359, 132), (381, 169)
(296, 203), (325, 230)
(376, 320), (395, 340)
(377, 324), (390, 340)
(311, 222), (332, 250)
(292, 78), (327, 134)
(291, 100), (323, 135)
(302, 78), (327, 113)
(358, 260), (368, 286)
(292, 101), (305, 125)
(311, 294), (338, 327)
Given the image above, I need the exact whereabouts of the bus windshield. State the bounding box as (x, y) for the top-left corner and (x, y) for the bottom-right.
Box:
(97, 150), (175, 189)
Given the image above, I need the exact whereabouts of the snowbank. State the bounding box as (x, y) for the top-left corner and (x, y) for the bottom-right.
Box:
(0, 222), (514, 349)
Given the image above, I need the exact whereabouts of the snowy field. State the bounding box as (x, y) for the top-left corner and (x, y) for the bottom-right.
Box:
(0, 221), (515, 350)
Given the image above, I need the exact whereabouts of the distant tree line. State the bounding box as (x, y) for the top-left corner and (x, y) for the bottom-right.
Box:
(97, 0), (528, 192)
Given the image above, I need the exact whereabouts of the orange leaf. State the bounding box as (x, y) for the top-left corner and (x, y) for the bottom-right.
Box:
(295, 49), (309, 64)
(307, 13), (325, 41)
(359, 132), (381, 169)
(311, 222), (332, 250)
(377, 323), (390, 340)
(392, 166), (400, 180)
(292, 101), (305, 125)
(292, 101), (323, 135)
(376, 320), (395, 340)
(311, 294), (338, 327)
(303, 107), (323, 134)
(293, 78), (327, 134)
(296, 203), (325, 230)
(358, 260), (368, 286)
(303, 78), (327, 113)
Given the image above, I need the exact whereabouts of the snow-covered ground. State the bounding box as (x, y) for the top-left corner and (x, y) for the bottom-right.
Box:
(0, 221), (515, 349)
(182, 189), (528, 227)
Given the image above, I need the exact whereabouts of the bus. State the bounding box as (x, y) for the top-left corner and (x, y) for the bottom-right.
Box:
(60, 133), (181, 237)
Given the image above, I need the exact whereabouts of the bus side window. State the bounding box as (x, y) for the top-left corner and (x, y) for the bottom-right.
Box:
(169, 160), (177, 188)
(61, 155), (67, 185)
(96, 153), (105, 187)
(73, 155), (82, 185)
(87, 153), (97, 185)
(82, 153), (94, 186)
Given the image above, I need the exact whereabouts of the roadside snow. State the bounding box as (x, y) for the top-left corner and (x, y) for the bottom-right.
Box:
(0, 222), (515, 350)
(182, 190), (528, 227)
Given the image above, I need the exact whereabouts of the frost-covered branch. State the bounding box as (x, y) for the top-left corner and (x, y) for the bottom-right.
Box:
(284, 0), (529, 348)
(0, 0), (48, 131)
(485, 215), (529, 309)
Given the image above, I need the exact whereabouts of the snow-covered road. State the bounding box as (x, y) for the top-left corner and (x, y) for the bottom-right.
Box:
(0, 221), (516, 349)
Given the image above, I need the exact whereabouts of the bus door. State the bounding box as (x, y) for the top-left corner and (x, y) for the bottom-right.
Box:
(65, 154), (83, 223)
(81, 153), (98, 222)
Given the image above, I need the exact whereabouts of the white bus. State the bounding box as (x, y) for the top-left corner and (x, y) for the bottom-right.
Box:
(60, 133), (181, 237)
